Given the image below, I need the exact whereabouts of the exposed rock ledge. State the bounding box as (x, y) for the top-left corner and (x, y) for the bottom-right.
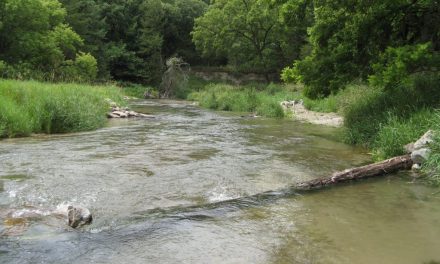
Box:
(281, 100), (343, 127)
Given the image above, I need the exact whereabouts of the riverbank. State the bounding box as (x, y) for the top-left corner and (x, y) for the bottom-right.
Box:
(280, 101), (343, 127)
(183, 78), (440, 185)
(0, 79), (125, 138)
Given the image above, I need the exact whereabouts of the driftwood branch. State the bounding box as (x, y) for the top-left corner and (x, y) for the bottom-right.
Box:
(294, 154), (413, 191)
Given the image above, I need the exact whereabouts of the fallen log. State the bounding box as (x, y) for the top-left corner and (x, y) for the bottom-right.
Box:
(294, 154), (413, 191)
(131, 155), (414, 220)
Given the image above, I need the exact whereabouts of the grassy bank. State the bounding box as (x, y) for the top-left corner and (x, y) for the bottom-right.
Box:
(311, 73), (440, 185)
(187, 83), (297, 118)
(0, 79), (124, 138)
(185, 74), (440, 184)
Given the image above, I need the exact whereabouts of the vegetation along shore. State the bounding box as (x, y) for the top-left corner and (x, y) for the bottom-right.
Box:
(0, 0), (439, 186)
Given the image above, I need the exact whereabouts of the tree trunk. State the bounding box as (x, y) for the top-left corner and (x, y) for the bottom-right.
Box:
(294, 154), (413, 191)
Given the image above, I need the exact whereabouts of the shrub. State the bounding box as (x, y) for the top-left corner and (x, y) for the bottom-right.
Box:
(59, 52), (98, 82)
(369, 43), (435, 90)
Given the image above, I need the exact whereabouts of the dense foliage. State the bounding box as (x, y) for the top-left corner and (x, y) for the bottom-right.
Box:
(192, 0), (310, 77)
(0, 0), (96, 82)
(281, 0), (439, 98)
(60, 0), (207, 84)
(0, 0), (207, 84)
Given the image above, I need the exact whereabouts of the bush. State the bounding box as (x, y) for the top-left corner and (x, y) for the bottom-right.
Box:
(58, 52), (98, 82)
(369, 43), (435, 90)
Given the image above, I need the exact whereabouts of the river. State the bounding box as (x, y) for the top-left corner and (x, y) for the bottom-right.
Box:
(0, 100), (439, 263)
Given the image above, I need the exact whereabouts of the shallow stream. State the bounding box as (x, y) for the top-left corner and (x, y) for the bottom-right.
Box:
(0, 100), (439, 263)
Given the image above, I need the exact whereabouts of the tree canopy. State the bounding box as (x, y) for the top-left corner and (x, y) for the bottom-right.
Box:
(192, 0), (308, 77)
(281, 0), (439, 97)
(0, 0), (437, 93)
(1, 0), (207, 84)
(0, 0), (95, 81)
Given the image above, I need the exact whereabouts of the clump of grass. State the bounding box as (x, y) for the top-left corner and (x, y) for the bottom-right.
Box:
(256, 100), (285, 118)
(301, 84), (370, 113)
(0, 79), (124, 138)
(0, 94), (33, 137)
(371, 109), (436, 160)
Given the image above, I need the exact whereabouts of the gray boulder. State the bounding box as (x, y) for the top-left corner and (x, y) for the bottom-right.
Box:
(411, 148), (432, 164)
(406, 130), (435, 166)
(413, 130), (434, 150)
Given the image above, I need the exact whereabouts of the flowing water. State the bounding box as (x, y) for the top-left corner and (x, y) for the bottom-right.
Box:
(0, 100), (439, 264)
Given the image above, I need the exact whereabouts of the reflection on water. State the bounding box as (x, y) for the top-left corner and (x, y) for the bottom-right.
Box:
(0, 99), (439, 264)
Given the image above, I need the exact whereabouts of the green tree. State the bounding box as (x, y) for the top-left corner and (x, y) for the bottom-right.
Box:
(162, 0), (207, 64)
(60, 0), (207, 85)
(59, 0), (108, 78)
(281, 0), (440, 98)
(192, 0), (302, 78)
(0, 0), (94, 81)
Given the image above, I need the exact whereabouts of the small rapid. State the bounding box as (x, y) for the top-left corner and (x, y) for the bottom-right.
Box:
(1, 100), (439, 264)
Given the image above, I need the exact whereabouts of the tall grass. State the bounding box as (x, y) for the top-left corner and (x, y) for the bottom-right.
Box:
(371, 109), (437, 160)
(339, 72), (440, 185)
(423, 111), (440, 186)
(343, 73), (440, 147)
(187, 83), (295, 118)
(0, 79), (124, 138)
(301, 84), (370, 113)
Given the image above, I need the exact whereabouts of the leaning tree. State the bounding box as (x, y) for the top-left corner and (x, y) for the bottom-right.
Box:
(159, 57), (190, 98)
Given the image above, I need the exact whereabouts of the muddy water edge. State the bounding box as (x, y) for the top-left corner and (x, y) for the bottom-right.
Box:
(0, 100), (439, 264)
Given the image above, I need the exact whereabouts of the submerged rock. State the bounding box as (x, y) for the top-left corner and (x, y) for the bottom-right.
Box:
(67, 205), (93, 228)
(1, 204), (93, 235)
